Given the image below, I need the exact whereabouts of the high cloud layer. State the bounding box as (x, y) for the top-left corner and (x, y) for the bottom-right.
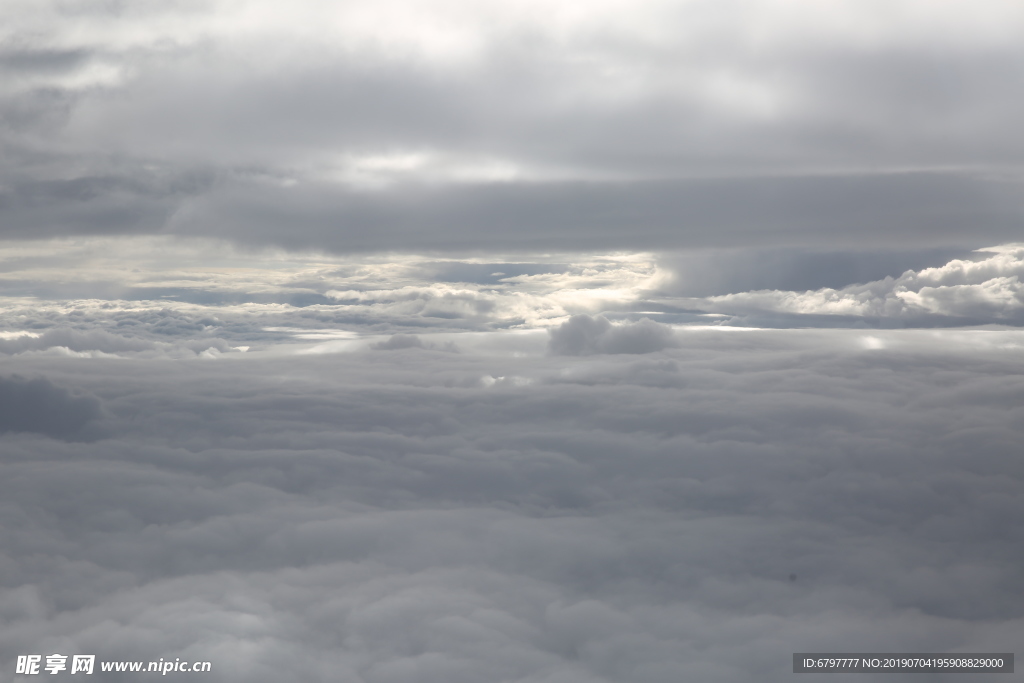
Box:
(1, 1), (1023, 251)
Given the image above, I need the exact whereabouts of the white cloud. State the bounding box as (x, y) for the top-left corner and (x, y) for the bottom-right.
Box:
(859, 335), (885, 350)
(0, 239), (671, 356)
(690, 245), (1024, 322)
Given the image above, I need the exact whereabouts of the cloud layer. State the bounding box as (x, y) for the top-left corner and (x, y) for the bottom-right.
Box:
(2, 238), (1024, 680)
(9, 240), (1024, 371)
(3, 327), (1024, 681)
(2, 1), (1023, 251)
(5, 2), (1024, 679)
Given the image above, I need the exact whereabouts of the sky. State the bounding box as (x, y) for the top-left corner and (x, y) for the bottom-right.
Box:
(2, 1), (1024, 682)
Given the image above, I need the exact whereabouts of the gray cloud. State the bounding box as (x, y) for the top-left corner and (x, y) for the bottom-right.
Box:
(371, 334), (459, 353)
(1, 2), (1023, 251)
(4, 171), (1022, 253)
(2, 329), (1024, 681)
(549, 315), (675, 355)
(168, 173), (1024, 253)
(0, 329), (157, 355)
(660, 246), (970, 297)
(4, 2), (1024, 680)
(0, 375), (102, 439)
(371, 333), (426, 350)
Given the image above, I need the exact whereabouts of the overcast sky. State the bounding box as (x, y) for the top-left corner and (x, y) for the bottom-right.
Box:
(3, 0), (1024, 252)
(3, 2), (1024, 682)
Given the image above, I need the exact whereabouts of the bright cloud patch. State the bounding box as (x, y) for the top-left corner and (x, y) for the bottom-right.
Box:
(690, 245), (1024, 323)
(0, 238), (674, 359)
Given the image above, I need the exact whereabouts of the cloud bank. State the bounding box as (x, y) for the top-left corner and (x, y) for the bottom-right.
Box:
(689, 244), (1024, 325)
(3, 327), (1024, 681)
(1, 0), (1023, 251)
(2, 239), (1023, 681)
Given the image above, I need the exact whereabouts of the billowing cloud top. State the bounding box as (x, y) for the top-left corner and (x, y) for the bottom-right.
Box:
(4, 313), (1024, 681)
(684, 244), (1024, 326)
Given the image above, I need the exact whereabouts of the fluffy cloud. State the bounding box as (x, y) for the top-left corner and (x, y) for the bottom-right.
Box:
(2, 327), (1024, 681)
(0, 239), (675, 352)
(687, 245), (1024, 325)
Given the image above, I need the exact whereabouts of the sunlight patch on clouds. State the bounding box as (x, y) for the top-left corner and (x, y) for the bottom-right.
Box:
(691, 244), (1024, 321)
(314, 150), (632, 187)
(860, 335), (885, 350)
(10, 0), (1024, 191)
(263, 328), (360, 341)
(323, 257), (666, 329)
(0, 238), (670, 359)
(11, 238), (1024, 364)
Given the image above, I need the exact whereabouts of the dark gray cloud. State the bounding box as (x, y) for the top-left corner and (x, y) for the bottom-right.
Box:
(4, 171), (1023, 253)
(166, 173), (1024, 253)
(0, 375), (102, 439)
(660, 246), (972, 297)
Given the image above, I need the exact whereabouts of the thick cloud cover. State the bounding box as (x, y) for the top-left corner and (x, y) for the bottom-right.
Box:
(1, 0), (1023, 251)
(2, 328), (1024, 682)
(4, 1), (1024, 679)
(2, 239), (1024, 680)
